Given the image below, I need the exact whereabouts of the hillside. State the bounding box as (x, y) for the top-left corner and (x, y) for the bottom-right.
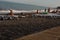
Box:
(15, 26), (60, 40)
(0, 1), (47, 10)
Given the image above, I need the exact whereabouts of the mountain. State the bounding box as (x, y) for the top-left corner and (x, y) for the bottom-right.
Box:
(0, 1), (48, 10)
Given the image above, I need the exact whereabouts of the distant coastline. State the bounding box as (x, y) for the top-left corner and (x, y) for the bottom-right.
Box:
(0, 1), (48, 10)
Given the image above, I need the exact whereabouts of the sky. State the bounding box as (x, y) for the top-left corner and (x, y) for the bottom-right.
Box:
(0, 0), (60, 7)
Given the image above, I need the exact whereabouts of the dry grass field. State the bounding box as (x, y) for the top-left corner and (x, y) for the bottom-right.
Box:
(0, 18), (60, 40)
